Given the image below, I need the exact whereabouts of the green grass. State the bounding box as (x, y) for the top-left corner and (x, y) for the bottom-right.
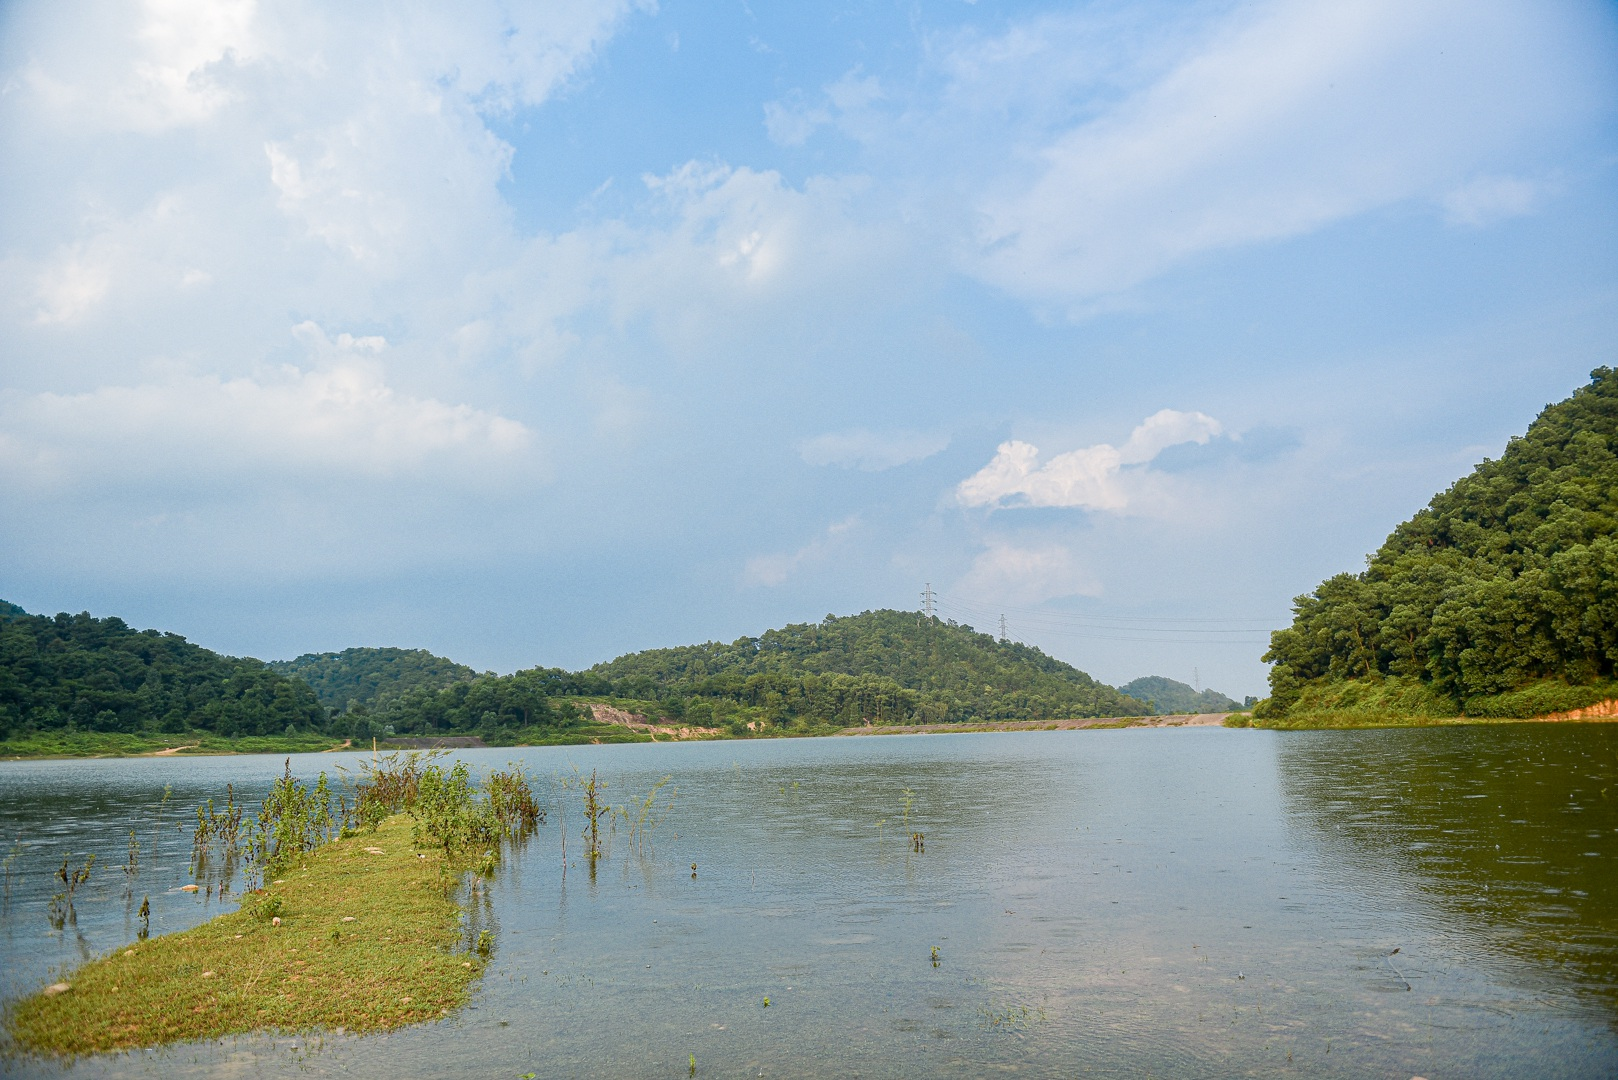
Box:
(6, 815), (483, 1057)
(0, 730), (347, 760)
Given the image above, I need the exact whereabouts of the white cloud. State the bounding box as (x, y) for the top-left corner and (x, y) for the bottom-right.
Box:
(1441, 174), (1548, 228)
(956, 409), (1220, 512)
(763, 95), (831, 147)
(798, 428), (947, 471)
(958, 0), (1609, 309)
(955, 541), (1100, 606)
(0, 334), (532, 493)
(743, 517), (858, 587)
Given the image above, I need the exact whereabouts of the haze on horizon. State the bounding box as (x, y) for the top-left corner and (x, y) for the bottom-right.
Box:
(2, 0), (1615, 700)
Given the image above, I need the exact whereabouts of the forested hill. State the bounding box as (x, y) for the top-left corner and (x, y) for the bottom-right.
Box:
(1263, 367), (1618, 719)
(0, 603), (325, 739)
(354, 610), (1148, 741)
(269, 648), (479, 712)
(1118, 676), (1240, 715)
(585, 609), (1149, 726)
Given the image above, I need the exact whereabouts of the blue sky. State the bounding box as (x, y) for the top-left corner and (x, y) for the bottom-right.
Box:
(2, 0), (1616, 699)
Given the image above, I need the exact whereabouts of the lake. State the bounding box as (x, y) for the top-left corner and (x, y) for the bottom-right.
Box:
(1, 725), (1615, 1078)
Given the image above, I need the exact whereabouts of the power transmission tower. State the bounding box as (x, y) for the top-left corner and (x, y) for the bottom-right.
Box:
(999, 614), (1008, 642)
(920, 583), (936, 619)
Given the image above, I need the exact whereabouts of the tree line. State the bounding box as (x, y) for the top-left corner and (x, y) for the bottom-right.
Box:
(1263, 367), (1618, 718)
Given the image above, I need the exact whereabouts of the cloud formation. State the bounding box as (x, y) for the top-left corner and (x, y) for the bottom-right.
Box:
(955, 541), (1100, 606)
(743, 517), (859, 587)
(941, 0), (1613, 309)
(798, 428), (947, 471)
(957, 410), (1221, 512)
(0, 330), (532, 494)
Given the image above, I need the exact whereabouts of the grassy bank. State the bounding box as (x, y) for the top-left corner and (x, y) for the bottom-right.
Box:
(1225, 712), (1617, 730)
(0, 730), (349, 760)
(6, 814), (483, 1056)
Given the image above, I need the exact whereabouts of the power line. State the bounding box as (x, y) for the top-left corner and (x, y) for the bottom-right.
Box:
(936, 596), (1275, 637)
(941, 594), (1275, 628)
(932, 596), (1273, 646)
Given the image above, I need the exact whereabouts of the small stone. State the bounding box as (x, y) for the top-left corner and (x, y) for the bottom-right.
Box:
(271, 916), (282, 926)
(341, 916), (356, 922)
(234, 934), (243, 939)
(273, 879), (286, 885)
(363, 847), (385, 855)
(43, 983), (70, 996)
(400, 996), (412, 1004)
(124, 950), (135, 956)
(462, 961), (472, 968)
(201, 971), (216, 978)
(180, 884), (199, 893)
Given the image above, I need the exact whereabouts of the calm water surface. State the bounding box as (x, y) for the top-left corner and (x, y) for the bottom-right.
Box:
(1, 726), (1615, 1078)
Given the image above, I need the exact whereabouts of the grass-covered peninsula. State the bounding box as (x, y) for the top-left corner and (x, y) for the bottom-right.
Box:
(8, 816), (479, 1055)
(6, 755), (538, 1057)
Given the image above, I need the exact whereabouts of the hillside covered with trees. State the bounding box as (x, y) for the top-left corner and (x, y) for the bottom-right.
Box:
(361, 610), (1148, 741)
(1118, 676), (1241, 714)
(1, 603), (1148, 750)
(1261, 368), (1618, 720)
(269, 648), (480, 713)
(0, 602), (325, 740)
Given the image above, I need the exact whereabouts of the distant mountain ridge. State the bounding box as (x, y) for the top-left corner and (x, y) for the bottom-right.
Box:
(583, 609), (1150, 727)
(1118, 676), (1239, 715)
(2, 602), (1151, 746)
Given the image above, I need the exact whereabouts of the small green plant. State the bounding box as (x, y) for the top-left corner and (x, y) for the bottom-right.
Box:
(475, 929), (494, 957)
(123, 830), (140, 893)
(48, 854), (95, 929)
(252, 895), (284, 922)
(762, 996), (770, 1007)
(137, 894), (150, 939)
(614, 775), (675, 857)
(910, 832), (925, 853)
(689, 1053), (696, 1076)
(245, 760), (335, 884)
(901, 788), (915, 826)
(930, 946), (940, 967)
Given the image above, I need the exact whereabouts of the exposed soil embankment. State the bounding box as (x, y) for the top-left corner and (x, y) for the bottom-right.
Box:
(587, 704), (722, 740)
(1534, 698), (1618, 722)
(836, 714), (1228, 736)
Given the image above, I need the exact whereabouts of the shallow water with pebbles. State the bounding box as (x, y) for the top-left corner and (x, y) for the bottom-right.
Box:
(2, 725), (1615, 1077)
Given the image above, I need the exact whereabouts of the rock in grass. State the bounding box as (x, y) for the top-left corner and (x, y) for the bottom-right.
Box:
(43, 983), (70, 996)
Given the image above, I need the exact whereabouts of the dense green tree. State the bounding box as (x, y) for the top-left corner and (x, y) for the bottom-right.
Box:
(270, 648), (480, 713)
(1264, 368), (1618, 716)
(0, 606), (326, 739)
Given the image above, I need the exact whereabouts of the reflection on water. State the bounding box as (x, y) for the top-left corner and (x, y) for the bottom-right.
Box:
(1278, 724), (1618, 1013)
(0, 729), (1614, 1078)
